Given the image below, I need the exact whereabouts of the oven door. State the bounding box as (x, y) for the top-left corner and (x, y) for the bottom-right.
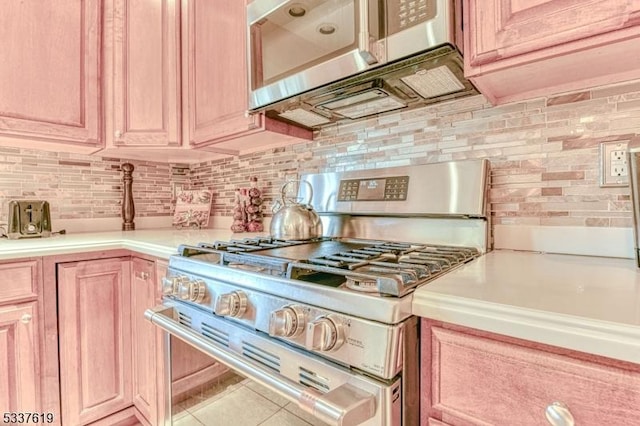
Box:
(248, 0), (385, 110)
(146, 302), (402, 426)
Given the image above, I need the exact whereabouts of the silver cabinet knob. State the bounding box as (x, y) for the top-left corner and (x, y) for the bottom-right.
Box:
(135, 271), (150, 280)
(214, 291), (248, 318)
(545, 402), (575, 426)
(269, 306), (306, 338)
(305, 315), (345, 352)
(21, 313), (32, 324)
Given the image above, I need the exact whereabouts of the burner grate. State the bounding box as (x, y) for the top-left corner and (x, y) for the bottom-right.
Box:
(199, 237), (326, 253)
(179, 237), (480, 297)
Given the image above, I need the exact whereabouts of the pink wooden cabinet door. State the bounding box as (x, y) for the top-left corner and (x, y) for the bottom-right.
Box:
(57, 258), (132, 426)
(465, 0), (640, 104)
(182, 0), (260, 147)
(131, 257), (159, 425)
(467, 0), (640, 67)
(422, 321), (640, 426)
(0, 1), (102, 149)
(108, 0), (181, 147)
(0, 303), (40, 412)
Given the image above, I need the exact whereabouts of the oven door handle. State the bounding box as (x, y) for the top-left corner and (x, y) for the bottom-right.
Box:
(145, 305), (376, 426)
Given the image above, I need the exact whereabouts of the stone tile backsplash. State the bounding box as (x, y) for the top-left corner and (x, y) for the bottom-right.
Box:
(1, 78), (639, 230)
(0, 148), (186, 225)
(192, 79), (640, 228)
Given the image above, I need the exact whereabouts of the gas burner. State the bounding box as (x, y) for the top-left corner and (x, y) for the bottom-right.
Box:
(179, 237), (480, 297)
(198, 237), (326, 252)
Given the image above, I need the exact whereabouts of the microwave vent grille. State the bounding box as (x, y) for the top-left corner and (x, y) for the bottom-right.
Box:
(400, 65), (465, 99)
(279, 108), (332, 127)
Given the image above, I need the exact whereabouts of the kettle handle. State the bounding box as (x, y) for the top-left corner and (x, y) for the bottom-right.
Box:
(281, 180), (313, 206)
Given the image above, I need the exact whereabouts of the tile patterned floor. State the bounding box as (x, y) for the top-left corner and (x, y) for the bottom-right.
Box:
(172, 374), (329, 426)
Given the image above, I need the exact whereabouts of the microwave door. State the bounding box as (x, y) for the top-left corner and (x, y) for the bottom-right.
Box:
(248, 0), (385, 110)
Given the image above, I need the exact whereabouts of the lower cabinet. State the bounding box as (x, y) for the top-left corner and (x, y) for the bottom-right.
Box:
(0, 303), (39, 412)
(57, 257), (132, 426)
(0, 258), (42, 414)
(131, 257), (161, 426)
(421, 319), (640, 425)
(54, 253), (169, 425)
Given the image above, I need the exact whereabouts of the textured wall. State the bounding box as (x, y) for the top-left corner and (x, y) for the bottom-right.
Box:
(1, 79), (639, 230)
(191, 79), (640, 228)
(0, 147), (188, 224)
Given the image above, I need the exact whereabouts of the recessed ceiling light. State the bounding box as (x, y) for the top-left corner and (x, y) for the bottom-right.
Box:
(317, 24), (336, 35)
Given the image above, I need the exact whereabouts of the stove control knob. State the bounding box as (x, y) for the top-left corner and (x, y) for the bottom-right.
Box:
(188, 279), (206, 303)
(214, 291), (248, 318)
(178, 278), (191, 300)
(162, 276), (186, 297)
(269, 306), (306, 338)
(305, 315), (345, 352)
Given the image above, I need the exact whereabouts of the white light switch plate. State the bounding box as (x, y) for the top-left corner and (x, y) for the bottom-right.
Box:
(600, 141), (629, 187)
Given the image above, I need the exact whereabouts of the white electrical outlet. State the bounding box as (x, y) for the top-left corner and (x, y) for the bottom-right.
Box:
(600, 141), (629, 187)
(610, 149), (628, 177)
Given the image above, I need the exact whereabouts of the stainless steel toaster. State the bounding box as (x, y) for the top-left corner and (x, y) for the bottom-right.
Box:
(7, 200), (52, 239)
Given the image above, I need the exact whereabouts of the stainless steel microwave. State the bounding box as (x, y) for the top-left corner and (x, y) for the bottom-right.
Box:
(247, 0), (477, 128)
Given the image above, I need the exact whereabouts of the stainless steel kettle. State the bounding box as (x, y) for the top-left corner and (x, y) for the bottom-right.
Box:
(270, 180), (323, 240)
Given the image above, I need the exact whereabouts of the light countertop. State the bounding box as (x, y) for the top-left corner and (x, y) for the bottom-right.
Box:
(413, 250), (640, 364)
(2, 231), (638, 364)
(0, 228), (266, 260)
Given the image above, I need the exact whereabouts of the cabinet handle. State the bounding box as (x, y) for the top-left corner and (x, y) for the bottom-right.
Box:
(21, 313), (32, 324)
(114, 130), (122, 138)
(545, 402), (575, 426)
(135, 271), (150, 280)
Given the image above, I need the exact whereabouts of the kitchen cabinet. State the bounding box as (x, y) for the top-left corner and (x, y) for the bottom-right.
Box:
(181, 0), (312, 154)
(421, 319), (640, 425)
(0, 304), (39, 412)
(0, 259), (42, 413)
(57, 257), (132, 426)
(465, 1), (640, 104)
(131, 257), (164, 426)
(101, 0), (204, 163)
(106, 0), (181, 149)
(100, 0), (311, 163)
(0, 1), (102, 154)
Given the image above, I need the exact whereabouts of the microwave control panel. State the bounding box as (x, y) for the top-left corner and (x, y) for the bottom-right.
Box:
(338, 176), (409, 201)
(388, 0), (436, 34)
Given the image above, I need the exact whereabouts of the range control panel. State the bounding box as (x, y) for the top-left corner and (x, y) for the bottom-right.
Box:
(338, 176), (409, 201)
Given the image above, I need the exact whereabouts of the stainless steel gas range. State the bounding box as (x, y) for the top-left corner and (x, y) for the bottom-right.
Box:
(146, 159), (490, 426)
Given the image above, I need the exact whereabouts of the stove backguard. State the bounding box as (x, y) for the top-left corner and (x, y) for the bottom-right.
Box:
(299, 159), (491, 253)
(303, 159), (489, 216)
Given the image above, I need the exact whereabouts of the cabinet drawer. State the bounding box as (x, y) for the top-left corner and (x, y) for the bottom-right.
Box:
(431, 327), (640, 426)
(0, 259), (40, 304)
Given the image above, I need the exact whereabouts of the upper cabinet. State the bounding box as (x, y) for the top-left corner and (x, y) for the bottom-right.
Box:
(102, 0), (205, 163)
(181, 0), (312, 154)
(465, 0), (640, 104)
(100, 0), (311, 162)
(181, 0), (257, 146)
(0, 1), (103, 153)
(106, 0), (181, 148)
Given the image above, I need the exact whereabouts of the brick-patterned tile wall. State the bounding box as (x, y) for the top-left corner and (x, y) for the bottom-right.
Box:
(2, 79), (639, 229)
(191, 79), (640, 228)
(0, 147), (187, 224)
